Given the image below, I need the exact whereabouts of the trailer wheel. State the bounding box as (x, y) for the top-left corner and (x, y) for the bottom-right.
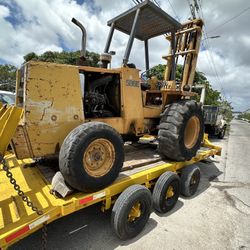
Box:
(158, 100), (204, 161)
(59, 122), (124, 192)
(152, 172), (180, 213)
(111, 185), (152, 240)
(181, 165), (200, 197)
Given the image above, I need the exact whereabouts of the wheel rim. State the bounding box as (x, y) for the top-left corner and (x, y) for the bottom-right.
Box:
(162, 180), (179, 210)
(83, 138), (115, 177)
(128, 202), (141, 222)
(189, 171), (200, 194)
(184, 116), (200, 149)
(166, 185), (174, 198)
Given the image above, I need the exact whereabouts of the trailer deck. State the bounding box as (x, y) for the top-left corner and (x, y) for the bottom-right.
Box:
(0, 137), (221, 249)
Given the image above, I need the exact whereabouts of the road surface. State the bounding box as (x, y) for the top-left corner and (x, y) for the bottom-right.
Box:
(11, 119), (250, 250)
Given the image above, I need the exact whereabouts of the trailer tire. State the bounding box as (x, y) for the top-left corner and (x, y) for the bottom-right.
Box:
(111, 185), (152, 240)
(59, 122), (124, 192)
(158, 100), (204, 161)
(181, 164), (200, 197)
(153, 172), (180, 213)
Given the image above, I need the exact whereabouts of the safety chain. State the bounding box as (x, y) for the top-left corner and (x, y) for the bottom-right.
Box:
(42, 223), (48, 250)
(0, 154), (47, 249)
(0, 154), (43, 215)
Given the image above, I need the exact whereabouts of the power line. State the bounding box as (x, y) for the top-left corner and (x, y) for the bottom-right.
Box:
(167, 0), (180, 21)
(152, 0), (161, 8)
(195, 0), (226, 98)
(208, 6), (250, 33)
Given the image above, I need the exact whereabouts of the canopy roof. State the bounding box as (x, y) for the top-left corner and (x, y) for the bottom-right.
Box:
(107, 0), (182, 41)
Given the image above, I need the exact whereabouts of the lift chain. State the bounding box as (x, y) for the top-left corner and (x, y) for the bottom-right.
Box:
(0, 154), (43, 215)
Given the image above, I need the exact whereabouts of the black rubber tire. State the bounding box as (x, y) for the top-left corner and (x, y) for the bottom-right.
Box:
(153, 171), (180, 213)
(218, 126), (226, 139)
(180, 165), (201, 197)
(111, 185), (152, 240)
(158, 100), (204, 161)
(59, 122), (124, 192)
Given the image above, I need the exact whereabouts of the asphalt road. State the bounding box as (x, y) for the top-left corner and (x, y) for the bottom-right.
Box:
(12, 119), (250, 250)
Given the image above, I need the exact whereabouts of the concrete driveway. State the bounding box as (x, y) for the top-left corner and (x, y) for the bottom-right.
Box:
(12, 119), (250, 250)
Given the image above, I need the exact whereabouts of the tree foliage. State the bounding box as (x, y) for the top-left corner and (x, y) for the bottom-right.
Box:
(238, 112), (250, 122)
(148, 64), (222, 105)
(0, 57), (233, 122)
(24, 50), (99, 67)
(0, 64), (17, 92)
(0, 50), (100, 92)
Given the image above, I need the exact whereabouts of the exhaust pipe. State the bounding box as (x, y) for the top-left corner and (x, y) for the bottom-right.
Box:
(72, 17), (87, 61)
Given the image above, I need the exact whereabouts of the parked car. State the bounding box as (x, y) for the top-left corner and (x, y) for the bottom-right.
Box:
(0, 90), (15, 105)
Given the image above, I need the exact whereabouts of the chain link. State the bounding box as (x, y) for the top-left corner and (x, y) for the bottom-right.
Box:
(42, 223), (48, 250)
(0, 155), (43, 215)
(0, 154), (47, 249)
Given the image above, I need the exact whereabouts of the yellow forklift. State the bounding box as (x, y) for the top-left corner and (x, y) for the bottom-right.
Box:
(0, 1), (221, 247)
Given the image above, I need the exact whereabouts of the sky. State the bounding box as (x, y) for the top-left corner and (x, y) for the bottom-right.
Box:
(0, 0), (249, 111)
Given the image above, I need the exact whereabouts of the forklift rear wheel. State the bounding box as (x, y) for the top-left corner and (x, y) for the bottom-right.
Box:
(111, 185), (152, 240)
(59, 122), (124, 192)
(180, 164), (201, 197)
(158, 100), (204, 161)
(152, 171), (180, 213)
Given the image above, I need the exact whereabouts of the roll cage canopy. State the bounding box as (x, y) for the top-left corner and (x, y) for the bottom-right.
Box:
(103, 0), (182, 68)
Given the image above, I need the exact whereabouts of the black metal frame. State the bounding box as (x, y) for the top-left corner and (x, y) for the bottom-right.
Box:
(104, 0), (181, 75)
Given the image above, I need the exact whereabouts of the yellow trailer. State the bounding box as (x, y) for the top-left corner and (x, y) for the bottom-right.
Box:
(0, 105), (221, 249)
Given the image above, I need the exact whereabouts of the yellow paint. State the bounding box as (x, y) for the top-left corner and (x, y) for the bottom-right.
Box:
(128, 202), (141, 222)
(13, 61), (84, 159)
(12, 62), (151, 159)
(0, 106), (23, 155)
(166, 185), (174, 198)
(0, 139), (220, 249)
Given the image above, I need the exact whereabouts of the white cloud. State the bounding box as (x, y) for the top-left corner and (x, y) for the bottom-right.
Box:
(0, 4), (9, 17)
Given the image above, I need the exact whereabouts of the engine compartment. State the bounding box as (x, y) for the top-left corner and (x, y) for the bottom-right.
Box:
(81, 71), (121, 118)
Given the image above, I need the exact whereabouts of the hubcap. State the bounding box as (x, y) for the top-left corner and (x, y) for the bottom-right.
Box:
(190, 175), (197, 185)
(83, 138), (115, 177)
(128, 202), (141, 222)
(166, 185), (174, 198)
(184, 116), (200, 149)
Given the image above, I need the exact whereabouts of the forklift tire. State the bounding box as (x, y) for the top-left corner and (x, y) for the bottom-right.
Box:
(111, 185), (152, 240)
(180, 164), (200, 197)
(59, 122), (124, 192)
(153, 171), (180, 213)
(158, 100), (204, 161)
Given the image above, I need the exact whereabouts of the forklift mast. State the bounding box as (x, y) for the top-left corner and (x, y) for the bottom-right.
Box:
(163, 19), (204, 91)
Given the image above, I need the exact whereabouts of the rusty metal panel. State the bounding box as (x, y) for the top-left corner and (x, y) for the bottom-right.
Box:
(17, 61), (84, 158)
(11, 125), (33, 159)
(107, 0), (182, 41)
